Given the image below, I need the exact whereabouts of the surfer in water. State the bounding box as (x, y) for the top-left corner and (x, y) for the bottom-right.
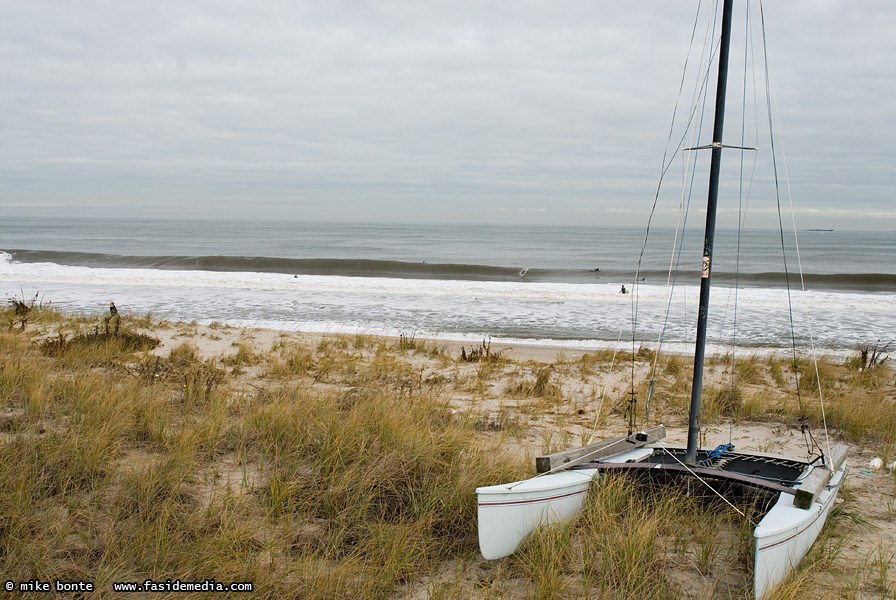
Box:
(620, 285), (627, 294)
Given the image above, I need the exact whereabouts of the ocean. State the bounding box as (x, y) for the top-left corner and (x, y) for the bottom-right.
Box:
(2, 216), (894, 356)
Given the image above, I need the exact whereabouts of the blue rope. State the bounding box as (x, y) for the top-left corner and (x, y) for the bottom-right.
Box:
(701, 443), (734, 465)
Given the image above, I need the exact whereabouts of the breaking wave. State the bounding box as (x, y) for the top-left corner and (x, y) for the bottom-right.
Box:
(5, 249), (895, 291)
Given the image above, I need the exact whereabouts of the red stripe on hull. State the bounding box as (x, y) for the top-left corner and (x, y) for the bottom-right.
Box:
(478, 488), (588, 508)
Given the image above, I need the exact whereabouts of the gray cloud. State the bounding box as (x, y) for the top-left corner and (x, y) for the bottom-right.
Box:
(1, 1), (894, 229)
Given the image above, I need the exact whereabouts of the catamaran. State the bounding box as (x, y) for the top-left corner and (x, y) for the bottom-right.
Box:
(476, 2), (847, 598)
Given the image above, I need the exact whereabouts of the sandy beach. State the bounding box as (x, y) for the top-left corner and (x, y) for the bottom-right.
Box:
(148, 320), (880, 451)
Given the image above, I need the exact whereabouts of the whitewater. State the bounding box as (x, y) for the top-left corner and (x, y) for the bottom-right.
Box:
(2, 218), (894, 356)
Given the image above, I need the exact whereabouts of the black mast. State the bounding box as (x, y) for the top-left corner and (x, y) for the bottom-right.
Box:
(685, 0), (734, 465)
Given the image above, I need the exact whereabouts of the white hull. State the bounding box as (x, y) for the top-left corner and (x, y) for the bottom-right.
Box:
(476, 468), (598, 560)
(476, 446), (654, 559)
(753, 464), (846, 599)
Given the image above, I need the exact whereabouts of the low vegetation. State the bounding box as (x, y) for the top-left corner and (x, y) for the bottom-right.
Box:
(1, 302), (893, 598)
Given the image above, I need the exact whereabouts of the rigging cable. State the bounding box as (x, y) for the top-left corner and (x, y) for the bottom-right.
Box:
(585, 326), (626, 445)
(648, 1), (724, 424)
(637, 0), (717, 422)
(726, 0), (761, 446)
(759, 3), (828, 461)
(649, 433), (755, 523)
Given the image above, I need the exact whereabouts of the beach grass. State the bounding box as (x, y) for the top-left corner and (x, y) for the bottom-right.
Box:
(1, 303), (894, 598)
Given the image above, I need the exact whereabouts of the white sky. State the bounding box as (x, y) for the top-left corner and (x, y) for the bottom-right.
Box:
(1, 1), (894, 230)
